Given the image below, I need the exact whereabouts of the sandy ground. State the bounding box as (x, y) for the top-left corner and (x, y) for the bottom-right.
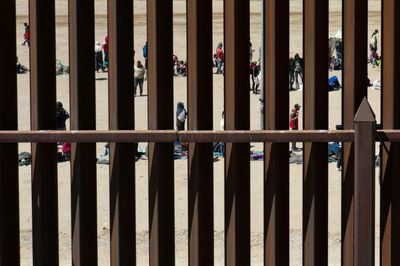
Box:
(14, 0), (383, 265)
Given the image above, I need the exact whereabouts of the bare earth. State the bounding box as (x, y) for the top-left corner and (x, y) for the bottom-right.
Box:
(15, 0), (382, 265)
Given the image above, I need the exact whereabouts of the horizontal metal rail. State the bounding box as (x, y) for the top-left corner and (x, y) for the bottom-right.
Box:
(0, 130), (354, 143)
(0, 129), (396, 143)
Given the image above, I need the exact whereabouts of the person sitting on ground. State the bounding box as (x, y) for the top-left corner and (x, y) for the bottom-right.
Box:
(328, 75), (341, 91)
(16, 57), (28, 74)
(177, 61), (187, 76)
(56, 101), (70, 130)
(176, 102), (187, 131)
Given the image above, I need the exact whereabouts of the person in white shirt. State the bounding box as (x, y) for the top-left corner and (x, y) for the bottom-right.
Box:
(134, 60), (146, 96)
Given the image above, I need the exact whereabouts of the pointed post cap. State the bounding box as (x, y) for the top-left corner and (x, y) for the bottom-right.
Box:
(354, 97), (376, 122)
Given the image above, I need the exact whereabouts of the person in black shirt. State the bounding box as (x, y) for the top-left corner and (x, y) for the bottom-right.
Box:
(176, 102), (187, 131)
(56, 101), (70, 130)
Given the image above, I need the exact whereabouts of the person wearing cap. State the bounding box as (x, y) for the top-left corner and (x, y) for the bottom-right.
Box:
(215, 42), (224, 74)
(289, 103), (301, 150)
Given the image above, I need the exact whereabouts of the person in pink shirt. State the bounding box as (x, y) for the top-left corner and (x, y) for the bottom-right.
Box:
(102, 35), (109, 67)
(215, 42), (224, 74)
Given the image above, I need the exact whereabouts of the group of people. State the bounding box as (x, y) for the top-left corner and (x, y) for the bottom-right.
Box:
(95, 36), (109, 72)
(214, 42), (224, 74)
(173, 55), (187, 76)
(328, 32), (343, 71)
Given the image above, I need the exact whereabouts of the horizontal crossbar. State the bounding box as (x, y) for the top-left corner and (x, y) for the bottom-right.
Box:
(0, 129), (351, 143)
(0, 129), (395, 143)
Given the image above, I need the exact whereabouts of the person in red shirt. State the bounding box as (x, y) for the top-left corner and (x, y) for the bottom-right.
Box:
(102, 35), (109, 68)
(22, 23), (30, 46)
(289, 103), (301, 150)
(215, 42), (224, 74)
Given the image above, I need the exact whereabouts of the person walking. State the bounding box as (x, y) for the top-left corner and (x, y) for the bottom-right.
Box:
(134, 60), (146, 96)
(289, 103), (301, 150)
(215, 42), (224, 74)
(22, 23), (30, 46)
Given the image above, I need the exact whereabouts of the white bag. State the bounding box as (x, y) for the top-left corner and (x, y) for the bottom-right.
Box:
(178, 110), (186, 123)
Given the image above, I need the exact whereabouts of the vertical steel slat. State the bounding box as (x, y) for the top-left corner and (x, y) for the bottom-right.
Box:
(303, 0), (329, 264)
(107, 0), (135, 264)
(147, 0), (174, 265)
(0, 0), (19, 265)
(264, 0), (290, 265)
(342, 1), (368, 265)
(381, 0), (400, 264)
(29, 0), (59, 264)
(224, 0), (250, 265)
(354, 98), (375, 266)
(69, 0), (98, 264)
(187, 0), (214, 265)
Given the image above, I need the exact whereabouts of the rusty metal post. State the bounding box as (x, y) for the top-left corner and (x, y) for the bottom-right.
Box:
(29, 0), (59, 264)
(224, 0), (250, 265)
(147, 0), (175, 265)
(187, 0), (214, 265)
(354, 98), (375, 266)
(303, 0), (329, 264)
(107, 0), (136, 264)
(68, 0), (98, 264)
(0, 0), (19, 265)
(264, 0), (290, 265)
(342, 0), (368, 265)
(381, 0), (400, 265)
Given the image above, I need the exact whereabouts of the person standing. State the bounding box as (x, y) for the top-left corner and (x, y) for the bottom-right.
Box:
(215, 42), (224, 74)
(56, 101), (70, 130)
(369, 29), (379, 66)
(176, 102), (187, 131)
(292, 54), (304, 90)
(289, 103), (301, 150)
(249, 41), (255, 63)
(95, 41), (104, 72)
(134, 60), (146, 96)
(143, 41), (148, 69)
(102, 35), (109, 68)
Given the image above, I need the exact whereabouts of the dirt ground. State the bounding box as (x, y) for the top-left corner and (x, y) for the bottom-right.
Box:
(14, 0), (382, 265)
